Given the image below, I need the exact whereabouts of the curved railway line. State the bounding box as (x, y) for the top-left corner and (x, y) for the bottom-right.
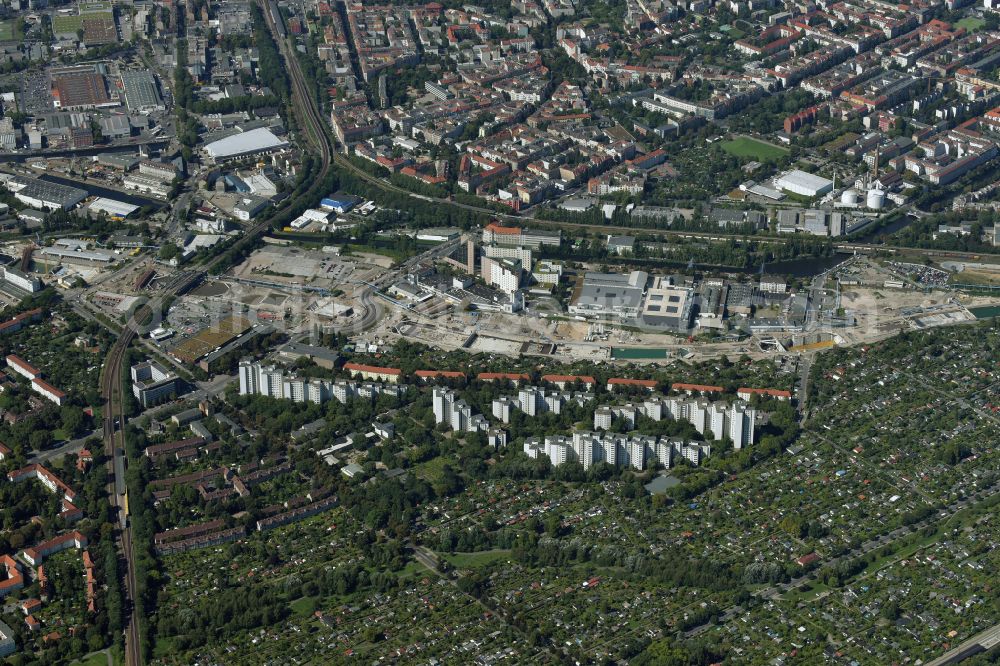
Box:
(98, 4), (1000, 663)
(101, 4), (336, 662)
(324, 138), (1000, 262)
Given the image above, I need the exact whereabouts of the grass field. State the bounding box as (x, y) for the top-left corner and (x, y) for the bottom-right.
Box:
(443, 550), (512, 569)
(70, 653), (109, 666)
(413, 456), (449, 484)
(152, 637), (178, 660)
(949, 268), (1000, 287)
(396, 560), (431, 579)
(721, 136), (789, 161)
(0, 20), (17, 41)
(957, 17), (986, 31)
(289, 595), (319, 617)
(52, 14), (85, 34)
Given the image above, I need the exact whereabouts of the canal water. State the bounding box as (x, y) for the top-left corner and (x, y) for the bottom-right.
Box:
(37, 173), (165, 209)
(855, 214), (918, 243)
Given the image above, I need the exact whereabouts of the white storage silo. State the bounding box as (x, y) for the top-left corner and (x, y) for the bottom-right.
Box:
(866, 189), (885, 210)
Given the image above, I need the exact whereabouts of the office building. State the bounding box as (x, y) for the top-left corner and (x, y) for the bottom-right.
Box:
(569, 271), (648, 319)
(481, 256), (522, 294)
(1, 267), (42, 293)
(640, 279), (694, 330)
(131, 360), (180, 407)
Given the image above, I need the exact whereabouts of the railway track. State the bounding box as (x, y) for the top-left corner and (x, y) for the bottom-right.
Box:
(100, 5), (336, 660)
(96, 4), (998, 663)
(100, 306), (142, 666)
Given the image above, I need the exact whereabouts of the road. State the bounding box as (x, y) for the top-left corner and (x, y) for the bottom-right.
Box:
(927, 623), (1000, 666)
(794, 263), (839, 418)
(28, 428), (102, 465)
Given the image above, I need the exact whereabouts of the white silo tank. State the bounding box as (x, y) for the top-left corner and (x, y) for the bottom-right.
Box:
(841, 188), (859, 205)
(866, 189), (885, 209)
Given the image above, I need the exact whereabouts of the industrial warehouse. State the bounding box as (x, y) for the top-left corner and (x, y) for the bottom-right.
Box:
(203, 127), (290, 163)
(1, 176), (87, 211)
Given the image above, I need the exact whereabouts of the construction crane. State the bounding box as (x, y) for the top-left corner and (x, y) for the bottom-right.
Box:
(20, 245), (34, 273)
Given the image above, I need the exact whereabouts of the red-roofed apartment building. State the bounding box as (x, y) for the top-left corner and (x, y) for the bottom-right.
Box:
(6, 465), (81, 521)
(482, 223), (523, 245)
(541, 374), (597, 390)
(23, 531), (88, 567)
(0, 555), (24, 598)
(671, 383), (725, 395)
(738, 387), (792, 401)
(607, 377), (657, 392)
(6, 354), (41, 380)
(414, 370), (466, 383)
(477, 372), (531, 384)
(0, 308), (43, 336)
(343, 362), (402, 383)
(5, 354), (67, 404)
(7, 464), (77, 503)
(31, 377), (66, 406)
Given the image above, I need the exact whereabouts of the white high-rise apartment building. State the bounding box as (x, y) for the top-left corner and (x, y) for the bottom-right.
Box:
(283, 377), (307, 402)
(492, 396), (515, 423)
(627, 439), (646, 470)
(434, 388), (488, 433)
(527, 432), (711, 471)
(518, 388), (541, 416)
(545, 437), (570, 466)
(728, 403), (756, 449)
(239, 361), (258, 395)
(238, 360), (401, 406)
(643, 400), (663, 421)
(574, 435), (595, 469)
(433, 388), (453, 424)
(709, 403), (727, 441)
(594, 406), (613, 430)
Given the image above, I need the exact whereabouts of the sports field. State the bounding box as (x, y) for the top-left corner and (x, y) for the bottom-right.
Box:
(611, 347), (669, 359)
(969, 305), (1000, 319)
(721, 136), (789, 161)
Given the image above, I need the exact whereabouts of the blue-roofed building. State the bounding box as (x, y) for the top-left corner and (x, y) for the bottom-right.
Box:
(320, 193), (362, 214)
(224, 174), (251, 193)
